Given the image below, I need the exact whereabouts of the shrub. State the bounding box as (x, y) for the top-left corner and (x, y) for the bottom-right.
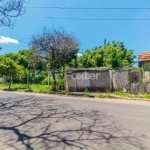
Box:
(64, 90), (70, 95)
(57, 79), (65, 90)
(42, 77), (52, 85)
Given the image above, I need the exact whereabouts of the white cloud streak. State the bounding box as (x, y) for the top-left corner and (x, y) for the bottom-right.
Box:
(0, 36), (19, 44)
(77, 53), (83, 57)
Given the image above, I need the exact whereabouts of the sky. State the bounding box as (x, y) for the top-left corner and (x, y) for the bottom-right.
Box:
(1, 0), (150, 63)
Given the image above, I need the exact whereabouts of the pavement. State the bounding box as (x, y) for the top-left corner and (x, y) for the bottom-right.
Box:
(0, 91), (150, 150)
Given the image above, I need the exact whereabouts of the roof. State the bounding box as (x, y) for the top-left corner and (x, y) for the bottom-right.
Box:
(65, 67), (110, 73)
(138, 52), (150, 62)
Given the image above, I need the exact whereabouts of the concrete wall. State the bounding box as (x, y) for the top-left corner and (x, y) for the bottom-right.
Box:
(89, 70), (111, 92)
(143, 61), (150, 71)
(129, 72), (142, 83)
(130, 83), (150, 94)
(65, 70), (111, 92)
(110, 70), (128, 91)
(145, 71), (150, 83)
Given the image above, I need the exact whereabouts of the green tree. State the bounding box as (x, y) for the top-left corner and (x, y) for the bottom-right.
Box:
(0, 57), (23, 89)
(78, 39), (136, 69)
(17, 49), (46, 88)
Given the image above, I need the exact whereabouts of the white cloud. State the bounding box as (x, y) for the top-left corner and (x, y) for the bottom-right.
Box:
(0, 36), (19, 44)
(77, 53), (83, 57)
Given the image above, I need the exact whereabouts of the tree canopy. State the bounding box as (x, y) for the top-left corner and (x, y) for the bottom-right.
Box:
(0, 37), (136, 90)
(78, 40), (136, 69)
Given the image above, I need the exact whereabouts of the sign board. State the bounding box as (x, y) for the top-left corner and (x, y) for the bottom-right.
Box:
(0, 77), (2, 82)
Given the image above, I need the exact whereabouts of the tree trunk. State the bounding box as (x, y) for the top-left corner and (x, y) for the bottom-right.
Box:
(75, 58), (77, 68)
(51, 71), (56, 91)
(9, 76), (12, 90)
(50, 48), (57, 91)
(27, 73), (30, 90)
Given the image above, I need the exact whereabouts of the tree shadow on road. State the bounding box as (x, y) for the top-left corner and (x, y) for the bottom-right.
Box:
(0, 95), (148, 150)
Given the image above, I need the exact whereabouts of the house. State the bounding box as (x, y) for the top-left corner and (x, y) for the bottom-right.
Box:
(138, 52), (150, 71)
(138, 52), (150, 83)
(65, 67), (128, 92)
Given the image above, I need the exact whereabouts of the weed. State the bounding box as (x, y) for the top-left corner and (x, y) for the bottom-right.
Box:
(64, 90), (70, 95)
(98, 93), (106, 98)
(84, 88), (89, 97)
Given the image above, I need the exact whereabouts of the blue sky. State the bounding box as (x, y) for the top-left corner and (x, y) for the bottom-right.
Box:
(1, 0), (150, 63)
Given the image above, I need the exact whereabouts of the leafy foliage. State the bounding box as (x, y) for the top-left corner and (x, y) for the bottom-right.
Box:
(0, 38), (137, 91)
(78, 40), (136, 69)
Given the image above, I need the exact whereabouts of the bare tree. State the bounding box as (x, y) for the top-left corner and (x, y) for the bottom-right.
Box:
(0, 0), (26, 27)
(30, 28), (79, 91)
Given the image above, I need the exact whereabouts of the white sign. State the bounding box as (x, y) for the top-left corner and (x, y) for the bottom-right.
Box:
(71, 72), (101, 80)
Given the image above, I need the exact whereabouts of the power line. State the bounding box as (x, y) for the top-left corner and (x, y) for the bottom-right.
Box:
(23, 16), (150, 21)
(27, 6), (150, 10)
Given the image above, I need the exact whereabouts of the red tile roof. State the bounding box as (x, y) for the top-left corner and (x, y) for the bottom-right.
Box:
(138, 52), (150, 62)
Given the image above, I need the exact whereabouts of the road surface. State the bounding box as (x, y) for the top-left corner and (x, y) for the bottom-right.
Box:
(0, 91), (150, 150)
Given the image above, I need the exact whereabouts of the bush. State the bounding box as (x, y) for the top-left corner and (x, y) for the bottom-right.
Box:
(64, 90), (70, 95)
(42, 77), (52, 85)
(57, 79), (65, 90)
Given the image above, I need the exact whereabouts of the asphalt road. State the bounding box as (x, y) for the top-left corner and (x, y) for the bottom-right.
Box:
(0, 91), (150, 150)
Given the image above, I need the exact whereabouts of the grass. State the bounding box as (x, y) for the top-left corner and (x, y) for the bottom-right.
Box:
(0, 83), (52, 94)
(113, 90), (150, 100)
(143, 94), (150, 99)
(113, 90), (130, 97)
(1, 83), (150, 101)
(98, 93), (107, 98)
(95, 92), (111, 98)
(0, 84), (8, 90)
(84, 88), (89, 97)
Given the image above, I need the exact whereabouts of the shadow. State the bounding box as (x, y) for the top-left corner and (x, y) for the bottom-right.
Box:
(3, 88), (18, 91)
(0, 95), (148, 150)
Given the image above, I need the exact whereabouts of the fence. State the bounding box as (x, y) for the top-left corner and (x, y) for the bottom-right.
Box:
(130, 83), (150, 94)
(110, 70), (128, 91)
(65, 69), (129, 92)
(65, 68), (150, 94)
(130, 71), (150, 94)
(65, 69), (111, 92)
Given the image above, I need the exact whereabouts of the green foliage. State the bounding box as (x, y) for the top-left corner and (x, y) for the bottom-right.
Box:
(127, 67), (143, 73)
(30, 84), (51, 93)
(98, 93), (107, 98)
(84, 88), (89, 97)
(78, 39), (136, 69)
(0, 84), (51, 93)
(57, 78), (65, 90)
(64, 90), (70, 95)
(143, 94), (150, 99)
(114, 90), (130, 97)
(0, 38), (137, 91)
(0, 57), (23, 89)
(42, 76), (52, 85)
(0, 57), (22, 76)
